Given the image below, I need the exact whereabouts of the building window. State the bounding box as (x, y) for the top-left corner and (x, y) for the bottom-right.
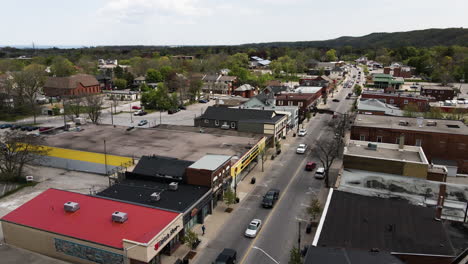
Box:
(298, 102), (303, 107)
(395, 137), (400, 144)
(231, 122), (236, 128)
(215, 120), (219, 126)
(404, 100), (409, 105)
(389, 99), (394, 104)
(415, 139), (422, 146)
(376, 136), (382, 142)
(360, 135), (365, 141)
(459, 143), (466, 150)
(278, 100), (283, 106)
(288, 101), (293, 106)
(204, 119), (209, 124)
(440, 91), (444, 94)
(440, 141), (446, 149)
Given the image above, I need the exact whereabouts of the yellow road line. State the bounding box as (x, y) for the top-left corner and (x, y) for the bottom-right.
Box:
(239, 155), (309, 264)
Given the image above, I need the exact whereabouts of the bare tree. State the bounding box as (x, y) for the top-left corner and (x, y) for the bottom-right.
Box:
(84, 95), (104, 124)
(0, 131), (49, 182)
(63, 95), (84, 119)
(315, 138), (340, 188)
(12, 64), (47, 124)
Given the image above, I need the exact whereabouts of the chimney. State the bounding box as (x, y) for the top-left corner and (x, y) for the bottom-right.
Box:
(398, 134), (405, 149)
(435, 184), (446, 221)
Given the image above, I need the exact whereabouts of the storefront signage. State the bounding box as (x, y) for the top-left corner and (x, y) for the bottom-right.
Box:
(191, 208), (199, 217)
(155, 225), (180, 251)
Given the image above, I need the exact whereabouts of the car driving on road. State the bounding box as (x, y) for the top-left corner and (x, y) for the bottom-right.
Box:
(298, 128), (307, 137)
(214, 248), (237, 264)
(138, 120), (148, 126)
(262, 189), (280, 208)
(296, 143), (308, 154)
(315, 167), (325, 179)
(245, 219), (262, 238)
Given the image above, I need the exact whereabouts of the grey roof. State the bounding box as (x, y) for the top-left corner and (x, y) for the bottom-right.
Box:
(265, 85), (289, 94)
(304, 247), (404, 264)
(134, 76), (146, 81)
(189, 155), (231, 171)
(132, 155), (194, 180)
(44, 74), (99, 89)
(317, 190), (455, 256)
(235, 84), (255, 91)
(421, 85), (454, 91)
(200, 106), (284, 124)
(353, 114), (468, 135)
(358, 99), (404, 116)
(203, 74), (221, 82)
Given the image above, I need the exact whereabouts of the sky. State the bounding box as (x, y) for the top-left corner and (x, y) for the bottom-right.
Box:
(1, 0), (468, 46)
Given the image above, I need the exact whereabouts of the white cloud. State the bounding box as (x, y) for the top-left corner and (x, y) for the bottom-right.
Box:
(98, 0), (212, 24)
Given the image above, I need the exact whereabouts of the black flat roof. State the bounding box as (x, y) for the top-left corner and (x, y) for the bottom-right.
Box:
(317, 191), (455, 256)
(304, 247), (404, 264)
(96, 179), (210, 213)
(132, 155), (194, 180)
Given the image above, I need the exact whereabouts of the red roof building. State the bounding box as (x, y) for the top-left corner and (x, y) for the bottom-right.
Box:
(1, 189), (183, 264)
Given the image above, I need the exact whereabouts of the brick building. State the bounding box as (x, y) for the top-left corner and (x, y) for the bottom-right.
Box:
(43, 74), (100, 97)
(351, 114), (468, 173)
(361, 91), (432, 111)
(420, 85), (455, 101)
(383, 66), (414, 78)
(276, 92), (321, 115)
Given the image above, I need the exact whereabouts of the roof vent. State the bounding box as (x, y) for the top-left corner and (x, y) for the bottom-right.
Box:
(64, 201), (80, 212)
(426, 120), (437, 126)
(398, 120), (409, 126)
(150, 192), (161, 202)
(112, 211), (128, 223)
(367, 143), (378, 150)
(169, 182), (178, 191)
(370, 248), (380, 253)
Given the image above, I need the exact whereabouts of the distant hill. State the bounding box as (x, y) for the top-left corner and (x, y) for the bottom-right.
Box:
(241, 28), (468, 49)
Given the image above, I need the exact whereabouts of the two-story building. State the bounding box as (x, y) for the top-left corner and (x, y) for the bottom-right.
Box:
(194, 106), (287, 141)
(276, 91), (322, 119)
(43, 74), (101, 97)
(420, 85), (455, 101)
(361, 91), (432, 111)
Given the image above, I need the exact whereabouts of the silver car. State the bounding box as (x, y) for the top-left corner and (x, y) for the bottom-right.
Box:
(296, 144), (308, 154)
(245, 219), (262, 238)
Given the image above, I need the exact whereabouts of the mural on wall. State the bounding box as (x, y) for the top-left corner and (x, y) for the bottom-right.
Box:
(54, 238), (124, 264)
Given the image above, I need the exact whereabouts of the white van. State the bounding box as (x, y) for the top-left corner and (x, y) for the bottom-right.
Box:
(314, 167), (325, 179)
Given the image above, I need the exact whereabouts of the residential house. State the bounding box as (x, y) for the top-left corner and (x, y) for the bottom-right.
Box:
(357, 98), (404, 116)
(361, 91), (431, 111)
(95, 74), (113, 90)
(171, 55), (194, 60)
(233, 84), (256, 98)
(313, 190), (456, 264)
(329, 66), (344, 79)
(43, 74), (100, 97)
(249, 56), (271, 68)
(133, 76), (146, 87)
(351, 114), (468, 173)
(420, 85), (455, 101)
(355, 56), (368, 64)
(194, 106), (287, 140)
(372, 73), (404, 91)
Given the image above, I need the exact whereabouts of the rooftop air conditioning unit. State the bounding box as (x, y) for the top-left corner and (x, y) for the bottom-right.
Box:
(398, 120), (409, 126)
(112, 211), (128, 223)
(169, 182), (178, 191)
(64, 201), (80, 212)
(426, 121), (437, 126)
(150, 192), (161, 202)
(367, 143), (378, 150)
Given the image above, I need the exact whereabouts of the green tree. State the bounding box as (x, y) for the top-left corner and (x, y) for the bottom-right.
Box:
(159, 65), (174, 81)
(77, 56), (98, 75)
(139, 83), (151, 92)
(146, 68), (163, 83)
(424, 107), (443, 119)
(223, 188), (236, 209)
(306, 198), (321, 221)
(189, 79), (203, 101)
(50, 56), (76, 77)
(403, 103), (419, 117)
(353, 84), (362, 96)
(325, 49), (338, 61)
(114, 79), (127, 90)
(288, 246), (302, 264)
(183, 229), (199, 250)
(114, 66), (124, 79)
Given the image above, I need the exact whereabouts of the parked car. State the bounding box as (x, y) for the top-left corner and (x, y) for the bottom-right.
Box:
(178, 105), (186, 110)
(298, 129), (307, 137)
(134, 110), (147, 116)
(305, 162), (316, 171)
(10, 124), (21, 130)
(262, 189), (280, 208)
(25, 126), (39, 131)
(199, 99), (208, 103)
(332, 99), (340, 102)
(138, 120), (148, 126)
(39, 127), (53, 132)
(296, 144), (308, 154)
(131, 106), (142, 110)
(245, 219), (262, 238)
(214, 248), (237, 264)
(314, 167), (325, 179)
(168, 108), (180, 114)
(0, 124), (12, 129)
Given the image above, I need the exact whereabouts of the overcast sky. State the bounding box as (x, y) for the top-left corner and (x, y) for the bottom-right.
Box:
(2, 0), (468, 46)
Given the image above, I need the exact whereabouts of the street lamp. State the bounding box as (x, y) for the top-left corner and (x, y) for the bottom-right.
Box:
(252, 246), (280, 264)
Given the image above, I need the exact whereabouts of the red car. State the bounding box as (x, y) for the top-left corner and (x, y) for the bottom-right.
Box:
(305, 162), (317, 171)
(132, 106), (142, 110)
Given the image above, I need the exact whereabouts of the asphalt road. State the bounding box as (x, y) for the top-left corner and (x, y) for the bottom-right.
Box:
(193, 77), (355, 264)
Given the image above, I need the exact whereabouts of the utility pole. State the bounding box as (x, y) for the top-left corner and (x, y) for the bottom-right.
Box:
(110, 103), (114, 125)
(298, 221), (301, 251)
(159, 110), (162, 125)
(104, 140), (108, 176)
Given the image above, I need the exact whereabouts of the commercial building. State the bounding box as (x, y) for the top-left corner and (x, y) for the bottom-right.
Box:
(313, 190), (456, 264)
(304, 247), (404, 264)
(1, 189), (183, 264)
(361, 91), (431, 111)
(233, 84), (256, 98)
(276, 92), (321, 119)
(351, 114), (468, 174)
(43, 74), (100, 97)
(372, 73), (404, 91)
(420, 85), (456, 101)
(383, 64), (415, 78)
(194, 106), (287, 140)
(357, 98), (404, 116)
